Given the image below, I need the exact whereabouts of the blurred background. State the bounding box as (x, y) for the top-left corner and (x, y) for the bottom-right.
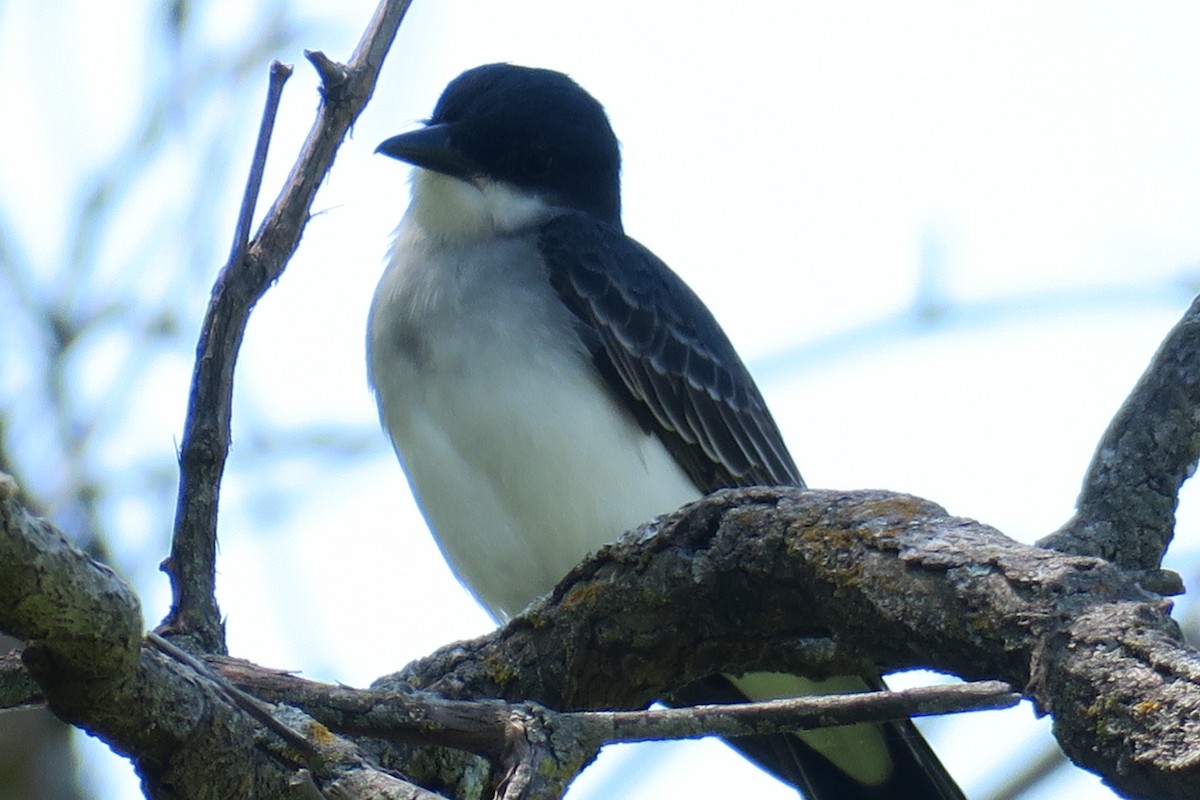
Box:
(2, 1), (1200, 798)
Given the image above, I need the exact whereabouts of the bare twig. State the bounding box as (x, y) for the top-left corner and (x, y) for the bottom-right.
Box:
(582, 680), (1019, 744)
(214, 658), (1015, 754)
(1041, 293), (1200, 576)
(213, 655), (1014, 800)
(162, 0), (414, 652)
(229, 61), (293, 269)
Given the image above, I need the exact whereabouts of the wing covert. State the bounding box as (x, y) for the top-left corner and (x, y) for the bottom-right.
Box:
(538, 212), (803, 493)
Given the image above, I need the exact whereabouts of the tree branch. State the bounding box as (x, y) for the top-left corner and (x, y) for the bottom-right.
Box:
(213, 657), (1015, 754)
(0, 472), (448, 799)
(165, 60), (292, 654)
(376, 487), (1199, 800)
(1041, 293), (1200, 577)
(163, 0), (414, 652)
(587, 680), (1018, 744)
(0, 473), (142, 693)
(5, 466), (1200, 797)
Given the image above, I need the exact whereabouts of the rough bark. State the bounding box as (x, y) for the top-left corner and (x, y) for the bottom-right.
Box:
(1041, 292), (1200, 576)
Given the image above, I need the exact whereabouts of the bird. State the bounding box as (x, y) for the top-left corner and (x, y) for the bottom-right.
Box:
(367, 62), (965, 800)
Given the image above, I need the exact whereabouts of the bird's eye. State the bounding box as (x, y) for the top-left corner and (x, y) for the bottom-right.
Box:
(522, 147), (554, 178)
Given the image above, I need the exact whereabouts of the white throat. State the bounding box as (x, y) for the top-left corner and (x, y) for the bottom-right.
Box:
(405, 168), (559, 242)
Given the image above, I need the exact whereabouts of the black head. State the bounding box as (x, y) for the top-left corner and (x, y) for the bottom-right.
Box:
(377, 64), (622, 227)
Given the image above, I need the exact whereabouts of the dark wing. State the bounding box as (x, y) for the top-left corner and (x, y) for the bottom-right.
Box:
(538, 212), (803, 493)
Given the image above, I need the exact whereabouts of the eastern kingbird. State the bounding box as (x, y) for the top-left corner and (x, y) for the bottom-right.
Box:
(368, 63), (964, 800)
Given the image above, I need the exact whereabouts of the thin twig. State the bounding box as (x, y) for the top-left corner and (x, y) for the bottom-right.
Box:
(576, 680), (1020, 745)
(215, 657), (1016, 752)
(229, 61), (293, 269)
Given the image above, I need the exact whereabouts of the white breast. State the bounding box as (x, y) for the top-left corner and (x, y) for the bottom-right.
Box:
(368, 190), (700, 620)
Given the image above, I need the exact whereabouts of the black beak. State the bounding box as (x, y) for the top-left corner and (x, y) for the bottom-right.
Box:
(375, 124), (480, 180)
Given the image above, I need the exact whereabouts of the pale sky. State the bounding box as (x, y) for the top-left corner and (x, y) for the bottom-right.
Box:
(3, 2), (1200, 798)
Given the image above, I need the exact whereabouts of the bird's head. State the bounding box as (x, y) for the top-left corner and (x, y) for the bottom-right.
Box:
(377, 63), (622, 237)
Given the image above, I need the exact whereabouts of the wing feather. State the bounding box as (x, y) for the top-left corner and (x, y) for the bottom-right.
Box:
(539, 212), (803, 492)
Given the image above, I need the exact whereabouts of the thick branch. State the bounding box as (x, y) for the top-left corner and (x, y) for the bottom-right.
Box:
(378, 487), (1199, 800)
(163, 0), (413, 651)
(1, 474), (287, 794)
(0, 473), (141, 692)
(1041, 293), (1200, 572)
(7, 458), (1199, 798)
(0, 474), (445, 798)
